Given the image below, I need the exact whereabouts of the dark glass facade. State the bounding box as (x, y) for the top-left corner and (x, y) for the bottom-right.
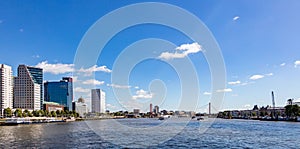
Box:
(44, 77), (73, 111)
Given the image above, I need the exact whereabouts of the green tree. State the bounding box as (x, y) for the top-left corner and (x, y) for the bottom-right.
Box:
(61, 110), (66, 117)
(3, 108), (12, 117)
(51, 111), (57, 117)
(44, 110), (50, 117)
(285, 104), (300, 118)
(65, 110), (70, 117)
(56, 110), (61, 117)
(38, 110), (45, 117)
(22, 109), (30, 117)
(292, 105), (300, 116)
(74, 112), (79, 118)
(15, 108), (22, 117)
(32, 110), (39, 117)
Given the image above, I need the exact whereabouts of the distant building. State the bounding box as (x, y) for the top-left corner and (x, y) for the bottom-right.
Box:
(44, 77), (73, 111)
(294, 101), (300, 106)
(14, 65), (43, 110)
(150, 103), (153, 113)
(91, 89), (106, 113)
(154, 105), (159, 114)
(73, 97), (88, 117)
(43, 101), (64, 112)
(0, 64), (13, 116)
(287, 99), (300, 106)
(133, 109), (140, 115)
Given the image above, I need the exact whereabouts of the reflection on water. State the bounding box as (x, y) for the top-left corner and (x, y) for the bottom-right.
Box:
(0, 119), (299, 148)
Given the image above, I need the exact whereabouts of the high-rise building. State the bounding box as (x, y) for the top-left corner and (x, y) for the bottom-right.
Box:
(14, 65), (43, 110)
(44, 77), (73, 111)
(0, 64), (13, 116)
(154, 105), (159, 114)
(150, 103), (153, 113)
(91, 89), (105, 113)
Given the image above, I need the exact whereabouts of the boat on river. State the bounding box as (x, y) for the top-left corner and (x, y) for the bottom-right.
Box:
(4, 117), (64, 125)
(158, 115), (171, 120)
(5, 118), (31, 125)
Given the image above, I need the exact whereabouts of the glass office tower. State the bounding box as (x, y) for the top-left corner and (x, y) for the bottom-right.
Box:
(44, 77), (73, 111)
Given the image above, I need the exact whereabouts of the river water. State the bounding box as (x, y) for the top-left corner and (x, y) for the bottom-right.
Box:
(0, 118), (299, 148)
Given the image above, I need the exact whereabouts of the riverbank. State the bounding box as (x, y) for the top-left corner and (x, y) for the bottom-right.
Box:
(217, 116), (300, 122)
(0, 117), (78, 126)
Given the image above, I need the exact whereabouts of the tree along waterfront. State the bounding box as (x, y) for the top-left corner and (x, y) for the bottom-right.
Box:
(2, 108), (79, 118)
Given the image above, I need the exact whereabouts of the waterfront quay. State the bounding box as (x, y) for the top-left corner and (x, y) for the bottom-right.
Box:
(0, 116), (77, 126)
(217, 103), (300, 122)
(0, 118), (299, 148)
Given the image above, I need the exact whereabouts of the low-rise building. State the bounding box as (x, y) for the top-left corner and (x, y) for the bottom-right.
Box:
(133, 109), (140, 115)
(73, 97), (88, 117)
(43, 101), (64, 112)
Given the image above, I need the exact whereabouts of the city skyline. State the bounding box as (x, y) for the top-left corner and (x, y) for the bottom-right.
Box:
(1, 1), (300, 112)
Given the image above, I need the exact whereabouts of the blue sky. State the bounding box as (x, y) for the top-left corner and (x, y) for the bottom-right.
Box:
(1, 0), (300, 112)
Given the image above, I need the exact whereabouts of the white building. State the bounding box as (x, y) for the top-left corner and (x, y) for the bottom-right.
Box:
(14, 65), (42, 110)
(293, 101), (300, 106)
(75, 97), (88, 117)
(287, 99), (300, 106)
(91, 89), (106, 113)
(0, 64), (13, 116)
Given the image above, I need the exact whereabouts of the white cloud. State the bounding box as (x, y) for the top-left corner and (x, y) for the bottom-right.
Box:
(82, 79), (104, 85)
(32, 55), (40, 58)
(232, 94), (238, 97)
(176, 42), (202, 54)
(244, 104), (251, 109)
(249, 75), (264, 80)
(233, 16), (240, 21)
(132, 89), (153, 99)
(158, 42), (202, 60)
(35, 61), (112, 75)
(134, 86), (139, 89)
(158, 52), (186, 60)
(216, 88), (232, 93)
(72, 76), (79, 82)
(106, 104), (117, 110)
(228, 80), (241, 85)
(280, 63), (286, 67)
(294, 61), (300, 68)
(203, 92), (211, 95)
(74, 87), (90, 93)
(35, 61), (74, 74)
(240, 82), (249, 86)
(107, 84), (131, 89)
(265, 73), (273, 76)
(78, 65), (112, 76)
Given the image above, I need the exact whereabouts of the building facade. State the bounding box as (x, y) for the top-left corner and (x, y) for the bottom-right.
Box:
(154, 105), (159, 114)
(0, 64), (13, 116)
(44, 77), (73, 111)
(43, 101), (64, 112)
(73, 97), (88, 117)
(133, 109), (140, 115)
(13, 65), (43, 110)
(150, 103), (153, 113)
(91, 89), (105, 113)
